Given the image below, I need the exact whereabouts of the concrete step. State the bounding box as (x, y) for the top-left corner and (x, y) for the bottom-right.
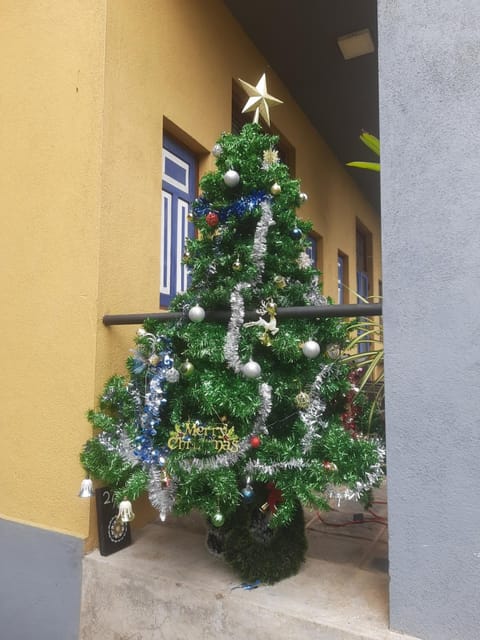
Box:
(80, 515), (420, 640)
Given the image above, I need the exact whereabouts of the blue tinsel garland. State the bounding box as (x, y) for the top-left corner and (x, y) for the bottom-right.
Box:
(192, 191), (268, 222)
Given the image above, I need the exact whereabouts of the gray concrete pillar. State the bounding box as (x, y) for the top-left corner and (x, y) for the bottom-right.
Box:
(378, 2), (480, 639)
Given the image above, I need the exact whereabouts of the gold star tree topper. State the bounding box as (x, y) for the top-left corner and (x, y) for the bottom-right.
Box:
(238, 73), (283, 127)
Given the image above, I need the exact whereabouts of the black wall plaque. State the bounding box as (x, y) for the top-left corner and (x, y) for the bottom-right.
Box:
(95, 487), (132, 556)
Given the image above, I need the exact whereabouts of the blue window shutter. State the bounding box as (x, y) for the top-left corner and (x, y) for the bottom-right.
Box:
(337, 254), (345, 304)
(357, 271), (369, 353)
(357, 270), (369, 300)
(306, 235), (318, 266)
(160, 136), (196, 307)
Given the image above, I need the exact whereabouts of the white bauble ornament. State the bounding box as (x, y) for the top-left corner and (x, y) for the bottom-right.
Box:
(223, 169), (240, 187)
(188, 304), (205, 323)
(242, 359), (262, 378)
(302, 340), (321, 359)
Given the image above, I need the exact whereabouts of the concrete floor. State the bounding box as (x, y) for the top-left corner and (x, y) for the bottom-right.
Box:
(80, 484), (420, 640)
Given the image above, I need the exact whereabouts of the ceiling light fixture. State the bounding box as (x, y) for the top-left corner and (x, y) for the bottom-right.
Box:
(337, 29), (375, 60)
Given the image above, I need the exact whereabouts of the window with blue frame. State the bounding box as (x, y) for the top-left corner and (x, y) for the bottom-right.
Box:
(305, 234), (318, 267)
(337, 251), (349, 304)
(356, 224), (372, 353)
(160, 135), (196, 307)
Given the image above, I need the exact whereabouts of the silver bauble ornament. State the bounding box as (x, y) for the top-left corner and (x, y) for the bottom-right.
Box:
(165, 367), (180, 383)
(270, 182), (282, 195)
(212, 143), (223, 157)
(188, 304), (205, 323)
(302, 340), (321, 359)
(242, 359), (262, 378)
(223, 169), (240, 187)
(299, 192), (308, 203)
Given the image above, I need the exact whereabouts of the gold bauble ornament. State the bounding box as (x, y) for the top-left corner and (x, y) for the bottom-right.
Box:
(326, 343), (341, 359)
(180, 359), (195, 377)
(274, 275), (287, 289)
(295, 391), (310, 409)
(270, 182), (282, 195)
(232, 258), (242, 271)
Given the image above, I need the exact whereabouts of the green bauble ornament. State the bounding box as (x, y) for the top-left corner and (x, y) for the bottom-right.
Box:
(211, 511), (225, 528)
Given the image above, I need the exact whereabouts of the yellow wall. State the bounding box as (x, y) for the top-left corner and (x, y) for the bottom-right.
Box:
(1, 0), (381, 541)
(0, 0), (107, 537)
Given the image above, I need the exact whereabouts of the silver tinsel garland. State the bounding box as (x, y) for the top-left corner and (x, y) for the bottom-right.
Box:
(251, 199), (275, 277)
(304, 275), (328, 306)
(299, 364), (332, 453)
(224, 198), (275, 373)
(245, 458), (306, 475)
(251, 382), (272, 435)
(325, 439), (386, 505)
(98, 431), (138, 467)
(148, 467), (177, 521)
(223, 282), (249, 373)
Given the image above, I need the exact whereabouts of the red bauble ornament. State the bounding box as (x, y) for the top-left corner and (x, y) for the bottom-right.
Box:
(205, 212), (219, 227)
(250, 435), (261, 448)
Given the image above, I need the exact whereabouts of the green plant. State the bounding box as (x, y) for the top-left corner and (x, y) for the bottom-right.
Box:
(343, 293), (384, 434)
(346, 131), (380, 172)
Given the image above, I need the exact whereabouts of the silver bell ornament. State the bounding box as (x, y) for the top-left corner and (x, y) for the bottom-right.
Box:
(302, 339), (321, 359)
(242, 359), (262, 378)
(78, 477), (94, 498)
(188, 304), (206, 323)
(117, 498), (135, 523)
(223, 169), (240, 187)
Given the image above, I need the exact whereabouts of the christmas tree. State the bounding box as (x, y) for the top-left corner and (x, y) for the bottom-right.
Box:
(80, 82), (384, 584)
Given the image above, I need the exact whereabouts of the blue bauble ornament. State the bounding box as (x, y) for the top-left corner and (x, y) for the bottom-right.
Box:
(241, 485), (254, 503)
(291, 226), (303, 240)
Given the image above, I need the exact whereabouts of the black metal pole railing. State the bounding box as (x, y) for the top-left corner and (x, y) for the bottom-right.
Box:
(103, 303), (382, 326)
